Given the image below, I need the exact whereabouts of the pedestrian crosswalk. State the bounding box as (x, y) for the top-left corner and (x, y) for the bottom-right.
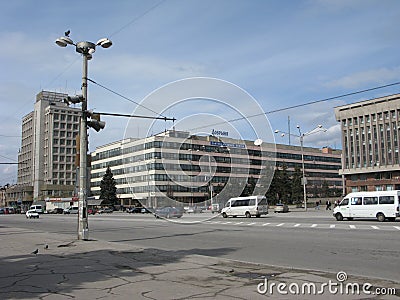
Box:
(204, 220), (400, 231)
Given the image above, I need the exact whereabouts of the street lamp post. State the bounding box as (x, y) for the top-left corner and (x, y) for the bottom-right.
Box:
(55, 32), (112, 240)
(195, 146), (213, 206)
(275, 125), (327, 211)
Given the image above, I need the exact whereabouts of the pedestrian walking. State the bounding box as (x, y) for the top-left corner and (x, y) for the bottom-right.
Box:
(315, 200), (320, 210)
(326, 200), (331, 210)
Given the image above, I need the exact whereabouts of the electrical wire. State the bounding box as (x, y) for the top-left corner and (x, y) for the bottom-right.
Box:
(108, 0), (166, 38)
(0, 154), (17, 162)
(87, 77), (168, 118)
(188, 81), (400, 132)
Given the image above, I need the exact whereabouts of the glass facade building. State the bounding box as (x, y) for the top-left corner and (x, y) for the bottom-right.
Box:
(91, 130), (342, 208)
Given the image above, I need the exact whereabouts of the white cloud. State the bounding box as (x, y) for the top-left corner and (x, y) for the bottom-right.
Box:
(325, 67), (400, 89)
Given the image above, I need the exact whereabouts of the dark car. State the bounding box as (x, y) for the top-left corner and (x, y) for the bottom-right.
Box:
(154, 207), (183, 219)
(141, 207), (154, 214)
(127, 207), (141, 213)
(49, 207), (64, 214)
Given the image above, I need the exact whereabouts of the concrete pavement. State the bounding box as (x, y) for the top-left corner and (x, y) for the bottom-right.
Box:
(0, 225), (398, 299)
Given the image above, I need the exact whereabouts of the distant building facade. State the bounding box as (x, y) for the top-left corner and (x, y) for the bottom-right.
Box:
(335, 93), (400, 194)
(90, 130), (342, 207)
(6, 91), (80, 206)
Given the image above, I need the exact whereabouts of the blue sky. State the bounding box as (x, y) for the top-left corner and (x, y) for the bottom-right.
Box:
(1, 0), (400, 185)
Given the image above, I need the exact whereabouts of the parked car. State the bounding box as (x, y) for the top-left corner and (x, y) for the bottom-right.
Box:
(184, 206), (203, 214)
(0, 208), (5, 214)
(88, 208), (97, 215)
(154, 207), (183, 219)
(98, 207), (113, 214)
(48, 207), (64, 214)
(141, 207), (154, 214)
(274, 203), (289, 213)
(3, 207), (16, 214)
(127, 207), (141, 213)
(26, 209), (40, 219)
(63, 206), (79, 214)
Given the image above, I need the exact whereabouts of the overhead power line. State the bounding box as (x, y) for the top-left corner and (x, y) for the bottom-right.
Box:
(109, 0), (166, 38)
(87, 77), (167, 118)
(188, 81), (400, 132)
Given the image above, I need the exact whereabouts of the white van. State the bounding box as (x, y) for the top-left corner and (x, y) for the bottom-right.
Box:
(30, 205), (43, 214)
(221, 195), (268, 218)
(333, 190), (400, 222)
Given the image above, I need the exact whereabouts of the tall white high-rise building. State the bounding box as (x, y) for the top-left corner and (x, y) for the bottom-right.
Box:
(8, 91), (81, 205)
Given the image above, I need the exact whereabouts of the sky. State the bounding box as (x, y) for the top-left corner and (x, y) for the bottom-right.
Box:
(1, 0), (400, 185)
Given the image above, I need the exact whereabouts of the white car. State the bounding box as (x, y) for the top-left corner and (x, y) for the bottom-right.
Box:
(26, 209), (40, 219)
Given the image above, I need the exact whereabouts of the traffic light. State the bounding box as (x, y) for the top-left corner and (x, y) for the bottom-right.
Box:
(86, 112), (105, 132)
(63, 95), (84, 105)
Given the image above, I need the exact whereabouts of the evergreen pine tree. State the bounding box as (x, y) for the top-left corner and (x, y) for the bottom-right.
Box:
(100, 166), (118, 206)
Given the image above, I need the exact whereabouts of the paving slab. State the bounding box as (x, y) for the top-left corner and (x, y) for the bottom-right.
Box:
(0, 227), (398, 299)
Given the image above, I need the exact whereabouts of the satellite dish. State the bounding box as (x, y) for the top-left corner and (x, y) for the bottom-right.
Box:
(254, 139), (263, 146)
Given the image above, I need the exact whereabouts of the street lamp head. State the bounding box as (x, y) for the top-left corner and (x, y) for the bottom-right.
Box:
(55, 36), (74, 47)
(274, 130), (279, 133)
(296, 125), (300, 129)
(96, 38), (112, 48)
(317, 124), (323, 128)
(75, 41), (96, 55)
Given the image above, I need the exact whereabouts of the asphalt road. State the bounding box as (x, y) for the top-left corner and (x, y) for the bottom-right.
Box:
(1, 210), (399, 282)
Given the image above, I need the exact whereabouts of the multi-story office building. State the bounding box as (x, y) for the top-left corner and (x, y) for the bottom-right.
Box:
(6, 91), (81, 206)
(335, 93), (400, 194)
(91, 130), (342, 207)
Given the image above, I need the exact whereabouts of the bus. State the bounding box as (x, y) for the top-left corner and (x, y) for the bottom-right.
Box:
(333, 190), (400, 222)
(221, 195), (268, 218)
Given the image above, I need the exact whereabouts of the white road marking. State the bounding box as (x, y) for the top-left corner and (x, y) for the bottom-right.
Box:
(294, 224), (301, 227)
(276, 223), (285, 227)
(262, 223), (271, 226)
(349, 225), (356, 229)
(311, 224), (318, 227)
(393, 226), (400, 231)
(371, 226), (379, 230)
(330, 224), (336, 228)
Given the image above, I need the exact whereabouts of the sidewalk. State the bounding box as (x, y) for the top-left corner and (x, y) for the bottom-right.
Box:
(0, 226), (398, 299)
